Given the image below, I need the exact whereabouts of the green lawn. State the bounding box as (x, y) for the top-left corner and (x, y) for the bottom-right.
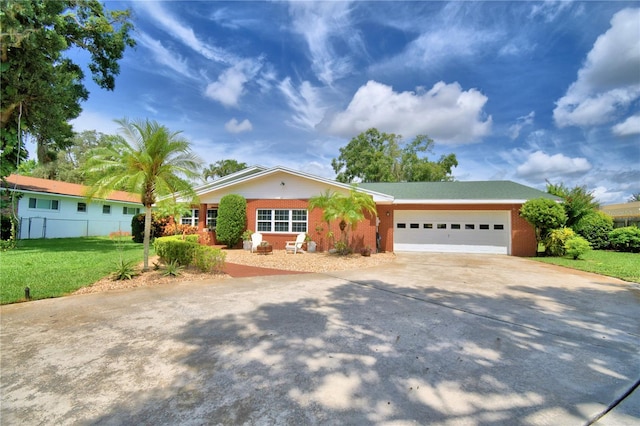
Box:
(531, 250), (640, 283)
(0, 237), (147, 305)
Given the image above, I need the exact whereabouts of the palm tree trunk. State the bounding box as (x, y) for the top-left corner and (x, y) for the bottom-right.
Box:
(143, 205), (152, 271)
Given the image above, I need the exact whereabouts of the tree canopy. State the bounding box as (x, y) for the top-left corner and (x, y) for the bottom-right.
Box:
(0, 0), (135, 179)
(203, 159), (248, 181)
(546, 181), (599, 228)
(331, 128), (458, 183)
(85, 118), (203, 270)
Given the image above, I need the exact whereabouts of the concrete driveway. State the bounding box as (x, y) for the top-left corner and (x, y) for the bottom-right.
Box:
(1, 253), (639, 425)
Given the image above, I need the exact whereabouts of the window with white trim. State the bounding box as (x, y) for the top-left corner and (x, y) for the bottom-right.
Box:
(103, 205), (111, 214)
(28, 198), (59, 210)
(122, 206), (140, 215)
(77, 202), (87, 213)
(207, 208), (218, 229)
(256, 209), (307, 233)
(181, 209), (199, 226)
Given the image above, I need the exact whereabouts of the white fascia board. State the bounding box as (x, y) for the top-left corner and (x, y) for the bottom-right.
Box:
(193, 165), (395, 203)
(392, 199), (529, 205)
(192, 165), (267, 195)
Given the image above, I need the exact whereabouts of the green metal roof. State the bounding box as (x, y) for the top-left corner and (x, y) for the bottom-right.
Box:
(359, 181), (558, 201)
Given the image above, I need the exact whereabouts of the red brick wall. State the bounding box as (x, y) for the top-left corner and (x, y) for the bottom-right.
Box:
(198, 201), (536, 256)
(376, 204), (537, 256)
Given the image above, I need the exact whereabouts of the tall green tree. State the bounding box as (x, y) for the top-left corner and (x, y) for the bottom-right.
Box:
(203, 159), (248, 181)
(85, 118), (203, 271)
(546, 182), (599, 228)
(331, 128), (457, 183)
(628, 192), (640, 203)
(0, 0), (135, 178)
(309, 187), (377, 252)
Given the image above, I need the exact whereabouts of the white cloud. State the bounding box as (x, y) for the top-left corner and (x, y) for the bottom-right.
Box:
(136, 32), (194, 80)
(70, 111), (121, 135)
(508, 111), (535, 140)
(612, 113), (640, 136)
(554, 8), (640, 128)
(530, 1), (574, 22)
(287, 1), (357, 85)
(516, 150), (592, 180)
(139, 2), (237, 64)
(279, 78), (327, 131)
(326, 80), (492, 143)
(224, 118), (253, 134)
(205, 61), (261, 107)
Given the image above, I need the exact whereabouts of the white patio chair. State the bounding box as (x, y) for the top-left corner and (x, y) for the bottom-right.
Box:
(250, 232), (263, 253)
(285, 233), (306, 254)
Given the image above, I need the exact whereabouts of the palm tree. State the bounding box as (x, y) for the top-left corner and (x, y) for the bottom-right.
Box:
(203, 159), (248, 181)
(85, 118), (203, 270)
(308, 187), (377, 252)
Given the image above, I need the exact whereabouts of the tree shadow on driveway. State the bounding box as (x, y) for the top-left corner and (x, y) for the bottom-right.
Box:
(79, 272), (640, 425)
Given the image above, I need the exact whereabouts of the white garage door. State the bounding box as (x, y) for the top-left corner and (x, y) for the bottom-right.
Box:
(394, 210), (510, 254)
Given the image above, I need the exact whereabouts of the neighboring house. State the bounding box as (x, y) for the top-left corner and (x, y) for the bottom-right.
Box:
(601, 201), (640, 228)
(187, 166), (558, 256)
(2, 174), (141, 239)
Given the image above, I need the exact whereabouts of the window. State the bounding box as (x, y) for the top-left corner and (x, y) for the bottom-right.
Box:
(28, 198), (59, 210)
(410, 223), (419, 229)
(437, 224), (447, 229)
(397, 223), (406, 229)
(423, 223), (433, 229)
(181, 209), (199, 226)
(479, 224), (490, 230)
(256, 209), (307, 233)
(123, 206), (140, 215)
(77, 202), (87, 213)
(494, 224), (504, 230)
(103, 205), (111, 214)
(207, 208), (218, 229)
(465, 224), (475, 230)
(451, 224), (461, 230)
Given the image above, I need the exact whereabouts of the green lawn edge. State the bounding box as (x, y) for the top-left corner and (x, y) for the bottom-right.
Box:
(529, 250), (640, 283)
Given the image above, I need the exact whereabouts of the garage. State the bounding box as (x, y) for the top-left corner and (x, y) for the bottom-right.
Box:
(393, 210), (510, 254)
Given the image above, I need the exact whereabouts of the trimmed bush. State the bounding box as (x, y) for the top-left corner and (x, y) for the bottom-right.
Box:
(609, 226), (640, 253)
(154, 237), (198, 266)
(565, 236), (592, 260)
(520, 198), (567, 247)
(215, 194), (247, 248)
(573, 211), (613, 250)
(131, 213), (168, 243)
(544, 227), (575, 257)
(193, 245), (226, 273)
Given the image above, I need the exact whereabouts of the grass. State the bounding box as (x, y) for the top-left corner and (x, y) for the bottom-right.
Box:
(0, 237), (147, 305)
(531, 250), (640, 283)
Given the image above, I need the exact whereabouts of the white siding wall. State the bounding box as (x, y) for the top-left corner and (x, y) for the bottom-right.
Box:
(17, 193), (140, 239)
(200, 172), (353, 203)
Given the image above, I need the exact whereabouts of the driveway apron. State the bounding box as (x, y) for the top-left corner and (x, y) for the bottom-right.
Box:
(1, 253), (639, 425)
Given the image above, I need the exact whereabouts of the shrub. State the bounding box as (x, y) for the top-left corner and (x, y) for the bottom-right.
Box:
(609, 226), (640, 253)
(193, 245), (226, 273)
(573, 211), (613, 250)
(544, 227), (575, 257)
(520, 198), (567, 246)
(565, 236), (592, 260)
(216, 194), (247, 248)
(161, 222), (199, 237)
(1, 215), (14, 240)
(154, 237), (198, 266)
(131, 213), (168, 243)
(112, 259), (139, 280)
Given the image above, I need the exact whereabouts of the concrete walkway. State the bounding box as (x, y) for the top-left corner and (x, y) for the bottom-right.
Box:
(1, 253), (639, 425)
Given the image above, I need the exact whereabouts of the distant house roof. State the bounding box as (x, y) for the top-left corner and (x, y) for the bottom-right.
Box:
(3, 174), (141, 204)
(359, 181), (559, 204)
(601, 201), (640, 218)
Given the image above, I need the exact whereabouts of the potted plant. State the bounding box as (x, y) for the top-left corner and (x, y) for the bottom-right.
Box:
(305, 233), (316, 253)
(241, 229), (253, 251)
(361, 246), (372, 257)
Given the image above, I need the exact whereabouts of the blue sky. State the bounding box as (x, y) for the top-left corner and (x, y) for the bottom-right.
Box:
(54, 1), (640, 203)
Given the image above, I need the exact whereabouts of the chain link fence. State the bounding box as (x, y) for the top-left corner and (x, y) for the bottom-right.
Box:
(18, 217), (132, 239)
